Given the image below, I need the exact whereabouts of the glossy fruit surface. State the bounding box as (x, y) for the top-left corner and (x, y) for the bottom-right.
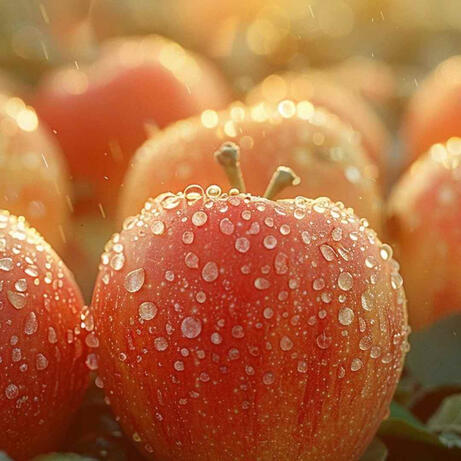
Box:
(246, 72), (390, 177)
(387, 137), (461, 330)
(120, 101), (382, 231)
(0, 93), (70, 254)
(33, 35), (232, 217)
(0, 211), (90, 460)
(402, 55), (461, 167)
(93, 188), (408, 461)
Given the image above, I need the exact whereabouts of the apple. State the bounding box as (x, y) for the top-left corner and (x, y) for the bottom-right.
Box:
(246, 71), (391, 179)
(0, 211), (91, 460)
(0, 93), (70, 255)
(402, 55), (461, 168)
(387, 137), (461, 330)
(33, 34), (232, 218)
(93, 150), (408, 460)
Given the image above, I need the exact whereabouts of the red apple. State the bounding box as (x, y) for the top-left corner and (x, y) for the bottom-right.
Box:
(0, 93), (70, 254)
(0, 211), (91, 460)
(33, 35), (232, 217)
(402, 55), (461, 167)
(119, 101), (383, 232)
(387, 137), (461, 330)
(93, 168), (408, 460)
(246, 72), (391, 179)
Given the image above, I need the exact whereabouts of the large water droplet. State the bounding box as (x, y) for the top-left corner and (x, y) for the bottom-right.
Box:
(338, 272), (353, 291)
(125, 268), (145, 293)
(338, 307), (354, 326)
(202, 262), (218, 282)
(139, 302), (157, 321)
(181, 317), (202, 339)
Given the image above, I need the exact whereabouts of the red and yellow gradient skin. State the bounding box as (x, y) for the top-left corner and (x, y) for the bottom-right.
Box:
(93, 191), (408, 461)
(388, 137), (461, 330)
(33, 35), (232, 217)
(0, 211), (90, 460)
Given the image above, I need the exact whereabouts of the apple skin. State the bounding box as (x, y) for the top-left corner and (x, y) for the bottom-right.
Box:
(245, 72), (390, 178)
(32, 35), (232, 218)
(387, 137), (461, 331)
(119, 101), (383, 232)
(0, 93), (70, 255)
(402, 56), (461, 168)
(92, 189), (408, 461)
(0, 211), (91, 460)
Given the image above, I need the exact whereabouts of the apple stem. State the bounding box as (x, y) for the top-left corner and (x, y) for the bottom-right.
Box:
(264, 166), (301, 200)
(214, 142), (246, 193)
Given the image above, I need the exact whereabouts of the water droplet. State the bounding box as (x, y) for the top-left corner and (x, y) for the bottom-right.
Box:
(0, 257), (13, 271)
(274, 252), (288, 274)
(219, 218), (234, 235)
(182, 231), (194, 244)
(297, 360), (308, 373)
(232, 325), (244, 338)
(202, 262), (218, 282)
(211, 332), (222, 344)
(365, 256), (377, 268)
(125, 268), (145, 293)
(7, 291), (26, 310)
(338, 307), (354, 326)
(48, 327), (57, 344)
(391, 273), (403, 290)
(338, 272), (353, 291)
(36, 353), (48, 370)
(263, 307), (274, 319)
(313, 278), (325, 291)
(192, 211), (208, 227)
(24, 312), (38, 335)
(359, 336), (372, 350)
(154, 337), (168, 351)
(111, 253), (125, 271)
(14, 279), (27, 292)
(181, 317), (202, 339)
(280, 336), (294, 351)
(361, 289), (374, 311)
(151, 221), (165, 235)
(316, 332), (332, 349)
(263, 235), (277, 250)
(254, 277), (270, 290)
(235, 237), (250, 253)
(301, 231), (311, 244)
(379, 244), (393, 261)
(331, 228), (342, 241)
(139, 302), (157, 321)
(185, 252), (199, 269)
(263, 372), (274, 385)
(280, 224), (291, 235)
(5, 384), (18, 400)
(174, 361), (184, 371)
(320, 244), (336, 261)
(370, 346), (381, 358)
(351, 358), (363, 371)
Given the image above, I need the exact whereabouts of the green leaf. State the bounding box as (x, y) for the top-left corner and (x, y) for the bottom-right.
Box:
(406, 314), (461, 387)
(0, 452), (13, 461)
(359, 437), (388, 461)
(428, 394), (461, 434)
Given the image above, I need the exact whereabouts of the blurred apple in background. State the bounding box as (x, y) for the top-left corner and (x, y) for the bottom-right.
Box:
(33, 35), (232, 219)
(0, 93), (70, 255)
(246, 72), (390, 182)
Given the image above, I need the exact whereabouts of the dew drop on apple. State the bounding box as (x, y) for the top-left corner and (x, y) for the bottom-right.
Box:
(5, 383), (18, 400)
(151, 221), (165, 235)
(125, 268), (145, 293)
(181, 316), (202, 339)
(338, 307), (354, 326)
(14, 279), (27, 292)
(174, 360), (185, 371)
(0, 257), (13, 272)
(192, 211), (208, 227)
(320, 244), (336, 261)
(24, 311), (38, 335)
(280, 336), (294, 351)
(351, 358), (363, 371)
(202, 262), (218, 282)
(297, 360), (308, 373)
(7, 290), (26, 309)
(254, 277), (270, 290)
(210, 332), (222, 344)
(359, 336), (373, 350)
(154, 337), (168, 351)
(263, 372), (275, 385)
(338, 272), (353, 291)
(182, 231), (194, 245)
(48, 326), (57, 344)
(231, 325), (244, 338)
(263, 235), (277, 249)
(316, 332), (332, 349)
(35, 353), (48, 370)
(219, 218), (234, 235)
(235, 237), (250, 253)
(185, 252), (199, 269)
(139, 302), (157, 321)
(313, 278), (325, 291)
(111, 253), (125, 271)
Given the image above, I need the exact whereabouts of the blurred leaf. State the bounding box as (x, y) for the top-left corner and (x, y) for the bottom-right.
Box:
(406, 314), (461, 387)
(0, 452), (12, 461)
(428, 394), (461, 434)
(411, 386), (461, 423)
(32, 455), (96, 461)
(360, 438), (388, 461)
